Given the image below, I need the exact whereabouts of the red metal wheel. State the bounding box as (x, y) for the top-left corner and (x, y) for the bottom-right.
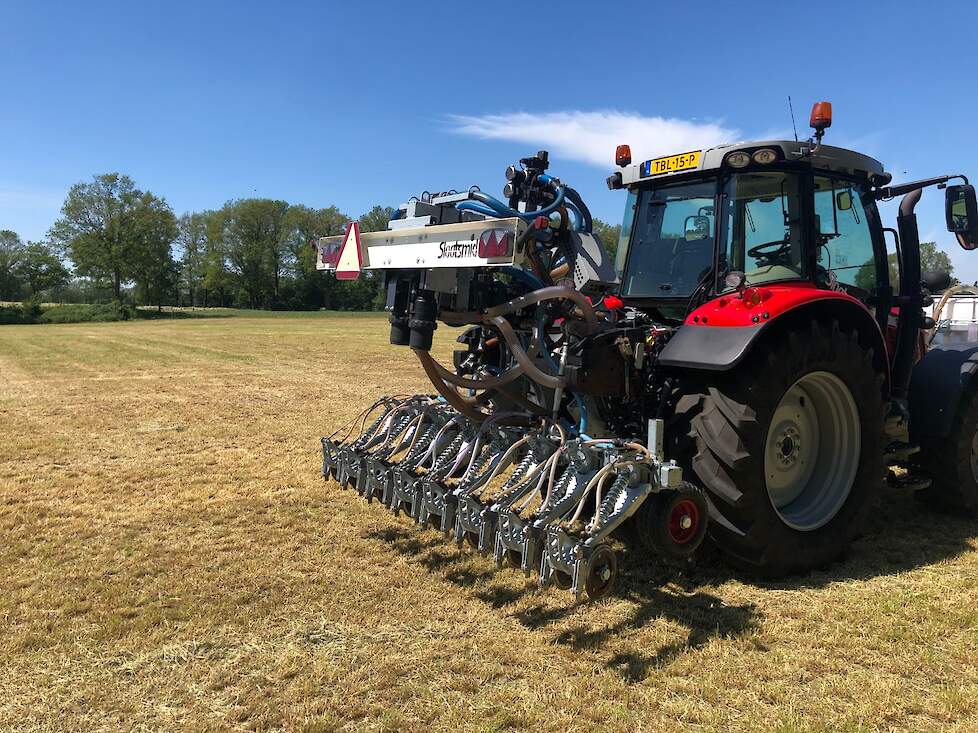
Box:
(668, 498), (701, 545)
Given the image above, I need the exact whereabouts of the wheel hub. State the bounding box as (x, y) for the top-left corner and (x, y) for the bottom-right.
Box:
(668, 499), (701, 544)
(776, 428), (802, 465)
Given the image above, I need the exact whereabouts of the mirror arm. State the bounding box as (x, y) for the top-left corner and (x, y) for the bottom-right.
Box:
(875, 174), (969, 200)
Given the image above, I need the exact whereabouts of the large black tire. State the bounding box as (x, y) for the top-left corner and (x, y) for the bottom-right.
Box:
(917, 385), (978, 514)
(671, 319), (885, 577)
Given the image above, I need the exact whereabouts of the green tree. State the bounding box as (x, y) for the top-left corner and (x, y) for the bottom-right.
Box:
(129, 193), (179, 310)
(855, 241), (956, 291)
(14, 241), (71, 296)
(177, 212), (211, 306)
(48, 173), (143, 299)
(920, 241), (955, 283)
(0, 230), (25, 301)
(202, 211), (233, 307)
(283, 204), (348, 309)
(592, 218), (622, 264)
(220, 198), (290, 308)
(358, 205), (394, 234)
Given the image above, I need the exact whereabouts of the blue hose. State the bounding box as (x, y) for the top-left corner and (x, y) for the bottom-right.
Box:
(456, 186), (566, 220)
(563, 202), (585, 231)
(573, 393), (589, 435)
(456, 201), (509, 218)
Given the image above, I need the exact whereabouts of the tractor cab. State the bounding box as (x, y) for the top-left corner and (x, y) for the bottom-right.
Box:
(608, 103), (978, 414)
(610, 138), (892, 321)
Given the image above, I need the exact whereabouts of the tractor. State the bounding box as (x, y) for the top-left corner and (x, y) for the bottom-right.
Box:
(318, 101), (978, 598)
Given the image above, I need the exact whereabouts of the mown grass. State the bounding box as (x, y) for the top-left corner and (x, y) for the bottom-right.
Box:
(1, 314), (976, 732)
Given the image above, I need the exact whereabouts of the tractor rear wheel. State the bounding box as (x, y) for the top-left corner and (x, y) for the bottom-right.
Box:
(673, 320), (884, 576)
(917, 385), (978, 514)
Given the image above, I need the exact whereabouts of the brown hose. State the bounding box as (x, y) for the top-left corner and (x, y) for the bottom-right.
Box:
(427, 357), (526, 391)
(549, 262), (571, 280)
(415, 350), (490, 421)
(416, 283), (598, 409)
(485, 285), (599, 334)
(490, 316), (567, 389)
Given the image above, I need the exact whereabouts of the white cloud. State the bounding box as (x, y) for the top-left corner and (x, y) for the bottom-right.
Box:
(447, 110), (739, 168)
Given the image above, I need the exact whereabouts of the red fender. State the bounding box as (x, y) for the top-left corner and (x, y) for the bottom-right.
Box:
(658, 284), (890, 387)
(685, 282), (865, 327)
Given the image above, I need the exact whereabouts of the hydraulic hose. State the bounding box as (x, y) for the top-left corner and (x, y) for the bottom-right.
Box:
(489, 316), (566, 390)
(573, 393), (588, 435)
(415, 351), (491, 421)
(420, 287), (599, 399)
(486, 285), (599, 334)
(429, 305), (553, 392)
(456, 186), (567, 221)
(469, 190), (521, 216)
(563, 186), (593, 233)
(426, 357), (527, 391)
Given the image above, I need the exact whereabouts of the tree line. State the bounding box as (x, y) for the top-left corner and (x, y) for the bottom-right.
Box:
(1, 173), (397, 310)
(1, 172), (629, 312)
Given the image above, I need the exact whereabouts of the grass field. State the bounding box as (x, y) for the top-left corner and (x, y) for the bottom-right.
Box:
(1, 313), (977, 732)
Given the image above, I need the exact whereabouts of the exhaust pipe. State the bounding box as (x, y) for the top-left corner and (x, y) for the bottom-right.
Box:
(892, 188), (924, 400)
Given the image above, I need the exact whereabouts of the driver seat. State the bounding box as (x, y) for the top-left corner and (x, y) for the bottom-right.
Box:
(673, 239), (714, 289)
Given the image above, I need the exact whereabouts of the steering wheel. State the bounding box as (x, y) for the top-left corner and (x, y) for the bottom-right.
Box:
(746, 239), (790, 266)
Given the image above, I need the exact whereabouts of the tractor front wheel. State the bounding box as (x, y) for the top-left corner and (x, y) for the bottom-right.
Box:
(674, 320), (884, 576)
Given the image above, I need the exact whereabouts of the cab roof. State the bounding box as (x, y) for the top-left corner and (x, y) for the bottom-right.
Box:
(618, 140), (887, 187)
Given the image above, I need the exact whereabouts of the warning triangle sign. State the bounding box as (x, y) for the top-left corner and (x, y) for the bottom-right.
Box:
(335, 221), (363, 280)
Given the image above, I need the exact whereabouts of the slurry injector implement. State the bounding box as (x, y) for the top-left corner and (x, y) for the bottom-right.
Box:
(317, 149), (707, 599)
(319, 102), (978, 598)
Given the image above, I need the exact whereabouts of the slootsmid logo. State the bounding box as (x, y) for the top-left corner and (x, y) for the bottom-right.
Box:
(438, 240), (478, 259)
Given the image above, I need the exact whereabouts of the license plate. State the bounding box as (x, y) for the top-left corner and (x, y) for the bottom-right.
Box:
(642, 150), (702, 177)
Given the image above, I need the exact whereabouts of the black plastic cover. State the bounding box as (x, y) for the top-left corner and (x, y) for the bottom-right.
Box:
(909, 342), (978, 438)
(657, 324), (762, 370)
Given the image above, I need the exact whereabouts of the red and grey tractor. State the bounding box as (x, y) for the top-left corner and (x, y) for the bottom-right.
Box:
(319, 102), (978, 598)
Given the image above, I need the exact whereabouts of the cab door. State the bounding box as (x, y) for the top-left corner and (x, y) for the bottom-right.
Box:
(813, 174), (894, 358)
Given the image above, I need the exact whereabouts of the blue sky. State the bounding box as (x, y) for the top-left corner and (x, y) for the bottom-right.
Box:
(3, 1), (978, 280)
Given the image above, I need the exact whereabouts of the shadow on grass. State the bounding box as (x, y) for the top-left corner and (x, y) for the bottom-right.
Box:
(363, 524), (761, 681)
(691, 487), (978, 593)
(517, 550), (762, 681)
(361, 486), (978, 681)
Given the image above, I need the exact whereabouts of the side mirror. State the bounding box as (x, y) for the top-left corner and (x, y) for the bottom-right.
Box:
(684, 215), (710, 242)
(836, 190), (853, 211)
(946, 184), (978, 250)
(922, 269), (951, 293)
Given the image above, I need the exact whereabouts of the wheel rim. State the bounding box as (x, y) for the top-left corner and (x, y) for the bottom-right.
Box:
(584, 545), (616, 599)
(764, 371), (860, 531)
(552, 569), (572, 590)
(668, 499), (700, 544)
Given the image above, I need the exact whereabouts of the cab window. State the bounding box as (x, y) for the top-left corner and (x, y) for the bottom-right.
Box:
(614, 190), (638, 277)
(620, 180), (716, 298)
(719, 171), (805, 289)
(813, 176), (876, 294)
